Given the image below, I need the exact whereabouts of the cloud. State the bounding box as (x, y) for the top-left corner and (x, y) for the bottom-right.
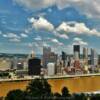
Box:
(28, 17), (54, 31)
(57, 34), (69, 39)
(13, 0), (56, 10)
(73, 37), (88, 45)
(24, 28), (32, 34)
(34, 36), (42, 41)
(51, 38), (59, 43)
(20, 33), (28, 38)
(2, 33), (20, 39)
(79, 41), (88, 46)
(74, 37), (82, 41)
(28, 15), (100, 39)
(73, 0), (100, 18)
(54, 31), (69, 39)
(2, 33), (21, 42)
(51, 38), (64, 46)
(14, 0), (100, 18)
(2, 34), (7, 38)
(28, 17), (69, 39)
(27, 43), (33, 48)
(56, 22), (100, 37)
(42, 42), (50, 47)
(9, 38), (20, 42)
(60, 37), (88, 54)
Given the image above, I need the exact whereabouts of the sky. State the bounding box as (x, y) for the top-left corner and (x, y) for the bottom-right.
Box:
(0, 0), (100, 54)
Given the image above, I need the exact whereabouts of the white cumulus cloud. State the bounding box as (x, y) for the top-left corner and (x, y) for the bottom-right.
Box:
(57, 22), (100, 37)
(28, 17), (54, 31)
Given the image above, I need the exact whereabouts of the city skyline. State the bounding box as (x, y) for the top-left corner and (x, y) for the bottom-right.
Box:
(0, 0), (100, 54)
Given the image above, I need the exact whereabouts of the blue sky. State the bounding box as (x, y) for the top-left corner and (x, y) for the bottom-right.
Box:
(0, 0), (100, 54)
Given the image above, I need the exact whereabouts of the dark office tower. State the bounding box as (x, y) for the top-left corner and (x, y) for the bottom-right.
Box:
(98, 55), (100, 65)
(67, 57), (71, 67)
(62, 51), (67, 67)
(73, 45), (80, 60)
(28, 58), (42, 75)
(62, 51), (67, 61)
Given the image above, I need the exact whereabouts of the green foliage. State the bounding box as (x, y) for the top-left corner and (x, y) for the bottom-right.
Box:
(25, 78), (53, 99)
(73, 93), (87, 100)
(90, 94), (100, 100)
(61, 87), (71, 100)
(5, 89), (24, 100)
(0, 72), (9, 77)
(62, 87), (71, 97)
(53, 92), (62, 100)
(27, 79), (51, 94)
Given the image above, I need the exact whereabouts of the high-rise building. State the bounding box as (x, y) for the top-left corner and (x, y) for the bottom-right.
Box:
(43, 47), (57, 68)
(17, 62), (24, 70)
(11, 57), (18, 69)
(43, 47), (51, 55)
(67, 57), (71, 67)
(31, 50), (35, 58)
(28, 58), (42, 75)
(73, 45), (80, 60)
(91, 49), (98, 66)
(43, 47), (51, 67)
(83, 47), (88, 65)
(62, 51), (67, 67)
(83, 48), (88, 59)
(47, 63), (55, 76)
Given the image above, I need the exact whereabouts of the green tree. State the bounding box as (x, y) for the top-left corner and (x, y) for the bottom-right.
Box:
(26, 78), (53, 99)
(90, 94), (100, 100)
(5, 89), (24, 100)
(53, 92), (62, 100)
(61, 87), (71, 100)
(73, 93), (87, 100)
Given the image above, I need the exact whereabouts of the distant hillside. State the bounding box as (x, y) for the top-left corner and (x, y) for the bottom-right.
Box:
(0, 53), (42, 58)
(0, 53), (28, 58)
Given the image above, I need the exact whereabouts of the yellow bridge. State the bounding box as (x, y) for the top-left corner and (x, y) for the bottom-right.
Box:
(0, 74), (100, 97)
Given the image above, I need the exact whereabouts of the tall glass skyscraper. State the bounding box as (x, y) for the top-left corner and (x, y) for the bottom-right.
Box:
(91, 48), (98, 66)
(73, 45), (80, 60)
